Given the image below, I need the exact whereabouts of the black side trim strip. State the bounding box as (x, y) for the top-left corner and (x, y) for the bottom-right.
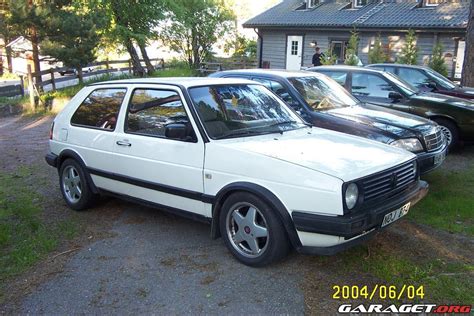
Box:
(99, 189), (211, 224)
(88, 167), (214, 203)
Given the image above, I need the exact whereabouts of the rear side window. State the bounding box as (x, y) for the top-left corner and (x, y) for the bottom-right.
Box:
(317, 71), (348, 85)
(126, 89), (191, 138)
(71, 88), (126, 130)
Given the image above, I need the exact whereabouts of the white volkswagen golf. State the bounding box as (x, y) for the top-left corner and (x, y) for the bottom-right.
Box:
(46, 78), (428, 266)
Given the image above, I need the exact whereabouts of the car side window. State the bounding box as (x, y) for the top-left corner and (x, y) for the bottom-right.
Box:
(126, 89), (193, 139)
(351, 73), (395, 98)
(398, 68), (430, 88)
(252, 78), (296, 105)
(70, 88), (126, 130)
(317, 71), (348, 86)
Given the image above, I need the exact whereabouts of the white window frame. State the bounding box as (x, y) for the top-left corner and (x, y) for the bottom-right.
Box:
(353, 0), (367, 8)
(424, 0), (440, 6)
(307, 0), (319, 9)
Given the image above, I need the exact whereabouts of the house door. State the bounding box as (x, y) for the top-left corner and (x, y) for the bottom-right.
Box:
(286, 36), (303, 70)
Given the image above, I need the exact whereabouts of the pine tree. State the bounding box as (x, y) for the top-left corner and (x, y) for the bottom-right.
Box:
(428, 41), (448, 77)
(398, 29), (418, 65)
(321, 52), (338, 65)
(368, 34), (388, 64)
(344, 29), (360, 66)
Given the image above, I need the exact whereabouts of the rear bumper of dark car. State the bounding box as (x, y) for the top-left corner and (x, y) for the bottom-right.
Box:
(416, 143), (448, 175)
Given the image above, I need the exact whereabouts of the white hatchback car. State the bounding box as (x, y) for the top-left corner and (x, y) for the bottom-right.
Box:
(46, 78), (428, 266)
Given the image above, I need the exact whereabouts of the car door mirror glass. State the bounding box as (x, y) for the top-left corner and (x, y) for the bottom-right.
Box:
(388, 92), (403, 101)
(165, 123), (189, 141)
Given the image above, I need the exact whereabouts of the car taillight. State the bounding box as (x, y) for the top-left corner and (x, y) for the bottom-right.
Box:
(49, 121), (55, 140)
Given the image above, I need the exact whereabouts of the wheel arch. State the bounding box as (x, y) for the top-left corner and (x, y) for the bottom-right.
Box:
(210, 182), (302, 249)
(428, 114), (458, 127)
(57, 149), (99, 194)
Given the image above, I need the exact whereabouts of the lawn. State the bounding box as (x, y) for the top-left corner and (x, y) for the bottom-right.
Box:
(0, 167), (78, 301)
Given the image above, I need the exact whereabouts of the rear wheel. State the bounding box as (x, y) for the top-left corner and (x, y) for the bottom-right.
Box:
(433, 118), (459, 149)
(219, 192), (290, 267)
(59, 159), (96, 211)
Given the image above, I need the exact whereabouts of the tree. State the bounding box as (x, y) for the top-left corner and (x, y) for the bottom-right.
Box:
(368, 34), (388, 64)
(40, 0), (106, 83)
(224, 34), (257, 58)
(321, 51), (338, 65)
(461, 0), (473, 86)
(162, 0), (235, 69)
(428, 41), (448, 77)
(0, 2), (16, 73)
(8, 0), (49, 86)
(398, 29), (418, 65)
(104, 0), (166, 75)
(344, 29), (360, 66)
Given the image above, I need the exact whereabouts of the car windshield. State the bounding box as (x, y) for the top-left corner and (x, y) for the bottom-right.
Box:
(384, 72), (417, 96)
(288, 76), (359, 110)
(189, 84), (307, 140)
(425, 68), (457, 90)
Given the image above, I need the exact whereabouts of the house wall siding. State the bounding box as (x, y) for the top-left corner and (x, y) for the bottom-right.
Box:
(259, 29), (461, 77)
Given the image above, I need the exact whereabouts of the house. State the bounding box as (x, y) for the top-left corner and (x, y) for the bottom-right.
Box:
(243, 0), (469, 78)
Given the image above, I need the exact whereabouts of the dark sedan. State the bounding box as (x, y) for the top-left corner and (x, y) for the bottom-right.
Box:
(210, 69), (447, 174)
(366, 64), (474, 100)
(309, 66), (474, 148)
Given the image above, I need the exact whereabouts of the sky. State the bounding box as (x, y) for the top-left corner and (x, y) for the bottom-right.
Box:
(230, 0), (281, 37)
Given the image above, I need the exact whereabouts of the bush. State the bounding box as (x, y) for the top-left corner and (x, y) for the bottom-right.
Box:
(398, 29), (418, 65)
(368, 34), (388, 64)
(345, 29), (360, 66)
(429, 42), (449, 77)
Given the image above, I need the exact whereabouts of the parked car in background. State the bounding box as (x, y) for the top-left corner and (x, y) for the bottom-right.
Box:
(45, 77), (428, 266)
(309, 66), (474, 148)
(367, 64), (474, 100)
(211, 70), (447, 174)
(57, 66), (93, 76)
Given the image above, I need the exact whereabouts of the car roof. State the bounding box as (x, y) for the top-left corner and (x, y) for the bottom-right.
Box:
(212, 69), (327, 79)
(310, 65), (387, 74)
(367, 63), (431, 71)
(88, 77), (258, 88)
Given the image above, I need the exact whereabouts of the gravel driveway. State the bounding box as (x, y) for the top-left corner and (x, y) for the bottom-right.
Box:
(1, 115), (472, 315)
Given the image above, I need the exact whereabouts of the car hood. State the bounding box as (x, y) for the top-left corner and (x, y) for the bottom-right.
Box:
(323, 104), (433, 140)
(412, 92), (474, 110)
(216, 128), (415, 182)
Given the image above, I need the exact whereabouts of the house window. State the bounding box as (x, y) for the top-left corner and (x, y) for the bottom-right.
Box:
(425, 0), (440, 6)
(291, 41), (299, 56)
(330, 40), (348, 64)
(353, 0), (367, 8)
(308, 0), (319, 8)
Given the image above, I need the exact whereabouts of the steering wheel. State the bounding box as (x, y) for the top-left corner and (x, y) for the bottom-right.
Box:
(311, 96), (331, 109)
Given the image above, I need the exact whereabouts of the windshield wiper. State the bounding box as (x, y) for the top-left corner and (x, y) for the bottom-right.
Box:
(214, 129), (270, 140)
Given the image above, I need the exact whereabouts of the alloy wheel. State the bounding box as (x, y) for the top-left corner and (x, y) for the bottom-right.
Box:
(62, 165), (82, 203)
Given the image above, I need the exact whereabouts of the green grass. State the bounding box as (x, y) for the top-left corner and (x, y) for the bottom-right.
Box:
(151, 67), (198, 78)
(410, 167), (474, 236)
(332, 246), (474, 303)
(0, 168), (78, 284)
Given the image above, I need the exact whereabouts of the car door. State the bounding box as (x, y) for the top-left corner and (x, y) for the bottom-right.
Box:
(350, 72), (411, 113)
(108, 85), (208, 217)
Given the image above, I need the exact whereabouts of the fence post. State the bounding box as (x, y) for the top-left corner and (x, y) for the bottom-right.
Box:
(50, 68), (56, 91)
(105, 58), (110, 73)
(128, 60), (132, 75)
(27, 64), (36, 111)
(19, 75), (25, 96)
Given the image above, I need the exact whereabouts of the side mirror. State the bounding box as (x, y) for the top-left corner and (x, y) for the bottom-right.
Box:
(388, 92), (403, 102)
(426, 81), (437, 90)
(165, 123), (188, 140)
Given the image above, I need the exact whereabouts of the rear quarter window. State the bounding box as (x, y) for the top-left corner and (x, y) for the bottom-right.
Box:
(70, 88), (127, 131)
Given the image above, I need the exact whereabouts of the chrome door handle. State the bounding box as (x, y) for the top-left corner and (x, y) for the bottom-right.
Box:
(116, 140), (131, 147)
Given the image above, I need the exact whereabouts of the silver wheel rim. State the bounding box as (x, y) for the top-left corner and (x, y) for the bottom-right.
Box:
(440, 125), (453, 146)
(62, 166), (82, 203)
(226, 202), (269, 258)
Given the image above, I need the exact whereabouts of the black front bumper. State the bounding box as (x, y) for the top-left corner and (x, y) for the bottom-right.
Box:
(292, 180), (429, 247)
(417, 144), (448, 175)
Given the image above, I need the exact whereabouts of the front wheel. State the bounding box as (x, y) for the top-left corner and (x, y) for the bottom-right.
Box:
(219, 192), (290, 267)
(433, 118), (459, 149)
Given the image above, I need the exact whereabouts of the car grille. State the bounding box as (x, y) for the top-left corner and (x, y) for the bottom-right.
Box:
(424, 128), (444, 152)
(361, 160), (417, 202)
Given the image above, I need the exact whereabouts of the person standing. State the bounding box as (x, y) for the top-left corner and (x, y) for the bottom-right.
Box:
(312, 47), (325, 67)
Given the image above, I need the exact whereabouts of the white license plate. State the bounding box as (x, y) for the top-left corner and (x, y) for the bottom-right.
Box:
(381, 202), (411, 227)
(434, 151), (446, 165)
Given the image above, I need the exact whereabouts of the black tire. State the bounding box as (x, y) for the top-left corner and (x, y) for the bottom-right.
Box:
(433, 118), (459, 149)
(219, 192), (290, 267)
(59, 159), (96, 211)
